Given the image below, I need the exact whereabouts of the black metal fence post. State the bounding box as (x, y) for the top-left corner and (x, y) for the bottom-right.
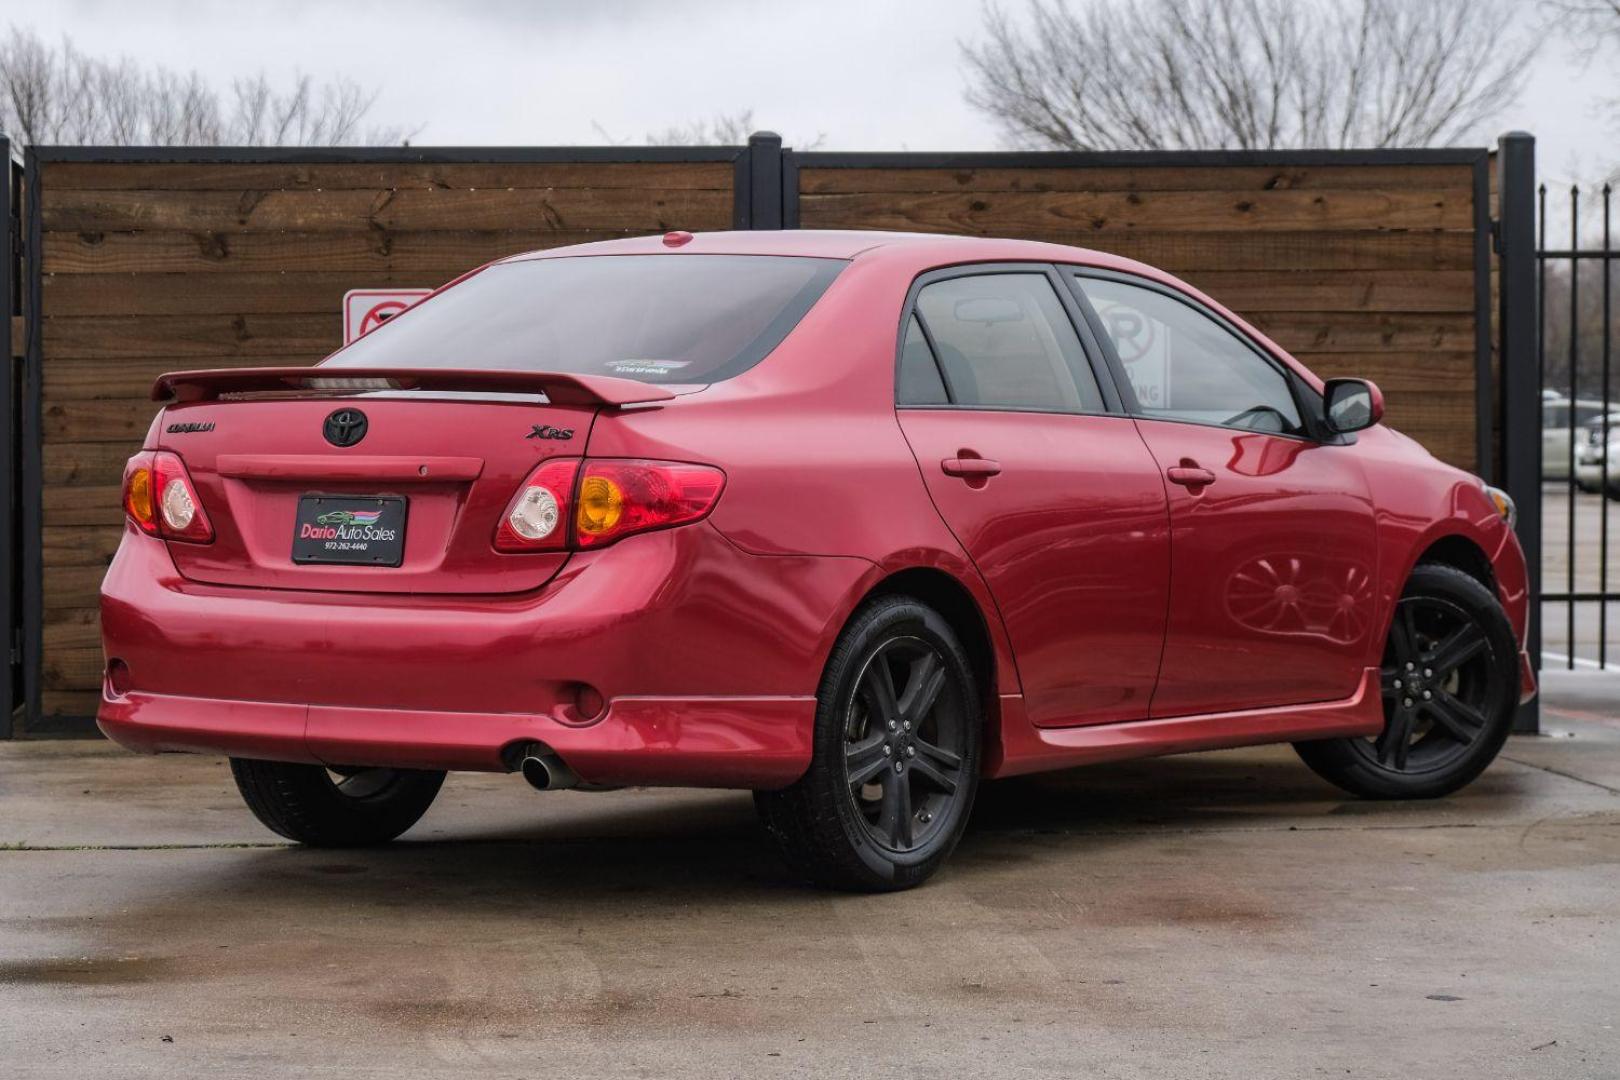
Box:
(1473, 154), (1496, 482)
(1497, 131), (1541, 733)
(745, 131), (783, 231)
(1602, 184), (1613, 671)
(19, 146), (39, 735)
(0, 135), (13, 739)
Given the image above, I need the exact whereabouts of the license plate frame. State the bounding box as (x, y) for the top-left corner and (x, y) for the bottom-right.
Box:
(291, 494), (408, 567)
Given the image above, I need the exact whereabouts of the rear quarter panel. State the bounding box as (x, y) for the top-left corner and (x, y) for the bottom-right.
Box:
(582, 251), (1024, 698)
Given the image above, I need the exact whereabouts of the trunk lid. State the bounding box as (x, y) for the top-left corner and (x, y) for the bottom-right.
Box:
(149, 368), (672, 595)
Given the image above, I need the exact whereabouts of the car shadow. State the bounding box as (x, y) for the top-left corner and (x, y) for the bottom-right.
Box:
(156, 750), (1533, 911)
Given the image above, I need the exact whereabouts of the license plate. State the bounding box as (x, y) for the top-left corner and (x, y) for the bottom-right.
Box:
(292, 495), (408, 566)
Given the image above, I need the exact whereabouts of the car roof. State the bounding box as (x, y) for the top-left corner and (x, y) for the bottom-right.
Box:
(494, 228), (1312, 389)
(502, 229), (1158, 275)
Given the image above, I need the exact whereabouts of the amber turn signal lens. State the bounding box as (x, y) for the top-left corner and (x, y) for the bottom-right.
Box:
(122, 455), (158, 536)
(576, 475), (626, 536)
(1482, 483), (1517, 529)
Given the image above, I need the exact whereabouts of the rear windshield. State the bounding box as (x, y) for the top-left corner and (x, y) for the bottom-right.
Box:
(324, 254), (846, 384)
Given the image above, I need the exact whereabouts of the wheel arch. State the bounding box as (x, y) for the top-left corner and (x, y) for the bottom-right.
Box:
(849, 565), (1019, 765)
(1415, 533), (1497, 592)
(1379, 517), (1528, 670)
(864, 567), (997, 694)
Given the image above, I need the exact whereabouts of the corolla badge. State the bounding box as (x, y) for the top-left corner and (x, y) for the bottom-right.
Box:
(323, 408), (368, 447)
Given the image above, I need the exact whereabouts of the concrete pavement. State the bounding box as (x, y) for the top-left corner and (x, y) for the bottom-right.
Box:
(2, 679), (1617, 1078)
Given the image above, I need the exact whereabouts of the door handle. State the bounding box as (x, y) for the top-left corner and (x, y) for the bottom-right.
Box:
(1166, 464), (1216, 488)
(941, 456), (1002, 478)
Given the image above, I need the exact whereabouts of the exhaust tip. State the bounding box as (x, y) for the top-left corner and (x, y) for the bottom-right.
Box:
(518, 746), (579, 791)
(106, 658), (132, 697)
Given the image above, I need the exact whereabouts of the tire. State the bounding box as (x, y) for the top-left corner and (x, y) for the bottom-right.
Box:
(1294, 563), (1518, 799)
(755, 595), (982, 892)
(230, 759), (446, 846)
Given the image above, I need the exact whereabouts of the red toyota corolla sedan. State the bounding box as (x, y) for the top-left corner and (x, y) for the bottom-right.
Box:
(99, 230), (1534, 891)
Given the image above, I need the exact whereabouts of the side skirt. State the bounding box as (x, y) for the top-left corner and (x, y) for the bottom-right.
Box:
(986, 668), (1382, 779)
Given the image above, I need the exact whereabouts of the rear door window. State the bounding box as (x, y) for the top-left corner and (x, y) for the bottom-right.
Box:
(911, 273), (1104, 413)
(897, 315), (950, 405)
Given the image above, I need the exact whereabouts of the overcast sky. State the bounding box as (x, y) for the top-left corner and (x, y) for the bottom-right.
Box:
(7, 0), (1617, 191)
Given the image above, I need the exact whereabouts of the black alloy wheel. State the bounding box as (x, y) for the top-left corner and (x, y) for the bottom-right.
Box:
(842, 637), (971, 854)
(1372, 594), (1496, 772)
(755, 596), (982, 891)
(1295, 563), (1518, 800)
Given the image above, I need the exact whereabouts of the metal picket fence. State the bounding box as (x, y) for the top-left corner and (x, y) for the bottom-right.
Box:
(1539, 181), (1618, 671)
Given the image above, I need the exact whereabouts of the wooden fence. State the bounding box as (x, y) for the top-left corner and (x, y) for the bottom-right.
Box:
(23, 147), (748, 725)
(12, 138), (1500, 730)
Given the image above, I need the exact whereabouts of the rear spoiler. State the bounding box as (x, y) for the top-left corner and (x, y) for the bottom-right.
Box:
(152, 367), (678, 407)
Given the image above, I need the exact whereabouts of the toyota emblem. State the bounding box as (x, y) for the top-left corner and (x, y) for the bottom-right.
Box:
(323, 408), (368, 447)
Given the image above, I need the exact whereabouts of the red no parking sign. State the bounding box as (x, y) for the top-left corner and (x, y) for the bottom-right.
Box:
(343, 289), (433, 345)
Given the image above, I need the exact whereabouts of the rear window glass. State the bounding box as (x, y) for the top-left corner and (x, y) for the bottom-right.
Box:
(325, 254), (846, 384)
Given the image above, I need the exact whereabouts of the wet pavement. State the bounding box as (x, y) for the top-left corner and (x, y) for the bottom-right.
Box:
(2, 674), (1617, 1078)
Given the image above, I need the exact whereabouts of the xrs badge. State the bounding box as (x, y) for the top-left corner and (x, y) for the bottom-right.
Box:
(323, 408), (368, 447)
(527, 424), (575, 441)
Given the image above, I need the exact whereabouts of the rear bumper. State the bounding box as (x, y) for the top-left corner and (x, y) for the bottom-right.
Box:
(98, 689), (814, 788)
(99, 520), (874, 787)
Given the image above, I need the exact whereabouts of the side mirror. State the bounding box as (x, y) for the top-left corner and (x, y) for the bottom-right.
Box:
(1322, 378), (1384, 435)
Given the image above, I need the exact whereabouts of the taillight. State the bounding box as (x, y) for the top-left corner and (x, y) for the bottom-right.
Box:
(494, 458), (580, 552)
(493, 458), (725, 553)
(574, 460), (725, 548)
(121, 450), (213, 543)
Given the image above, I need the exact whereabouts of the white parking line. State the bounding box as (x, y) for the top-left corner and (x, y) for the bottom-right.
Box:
(1540, 649), (1620, 671)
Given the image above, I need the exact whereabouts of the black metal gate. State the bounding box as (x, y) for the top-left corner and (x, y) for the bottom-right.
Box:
(1538, 176), (1618, 673)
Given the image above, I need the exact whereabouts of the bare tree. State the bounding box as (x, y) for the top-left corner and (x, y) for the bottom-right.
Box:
(604, 108), (826, 149)
(1543, 1), (1620, 162)
(1543, 1), (1620, 59)
(228, 74), (385, 146)
(1541, 257), (1620, 403)
(0, 25), (409, 146)
(963, 0), (1535, 150)
(644, 109), (759, 147)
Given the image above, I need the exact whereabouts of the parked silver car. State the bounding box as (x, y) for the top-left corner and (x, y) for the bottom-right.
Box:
(1545, 397), (1611, 480)
(1575, 419), (1620, 496)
